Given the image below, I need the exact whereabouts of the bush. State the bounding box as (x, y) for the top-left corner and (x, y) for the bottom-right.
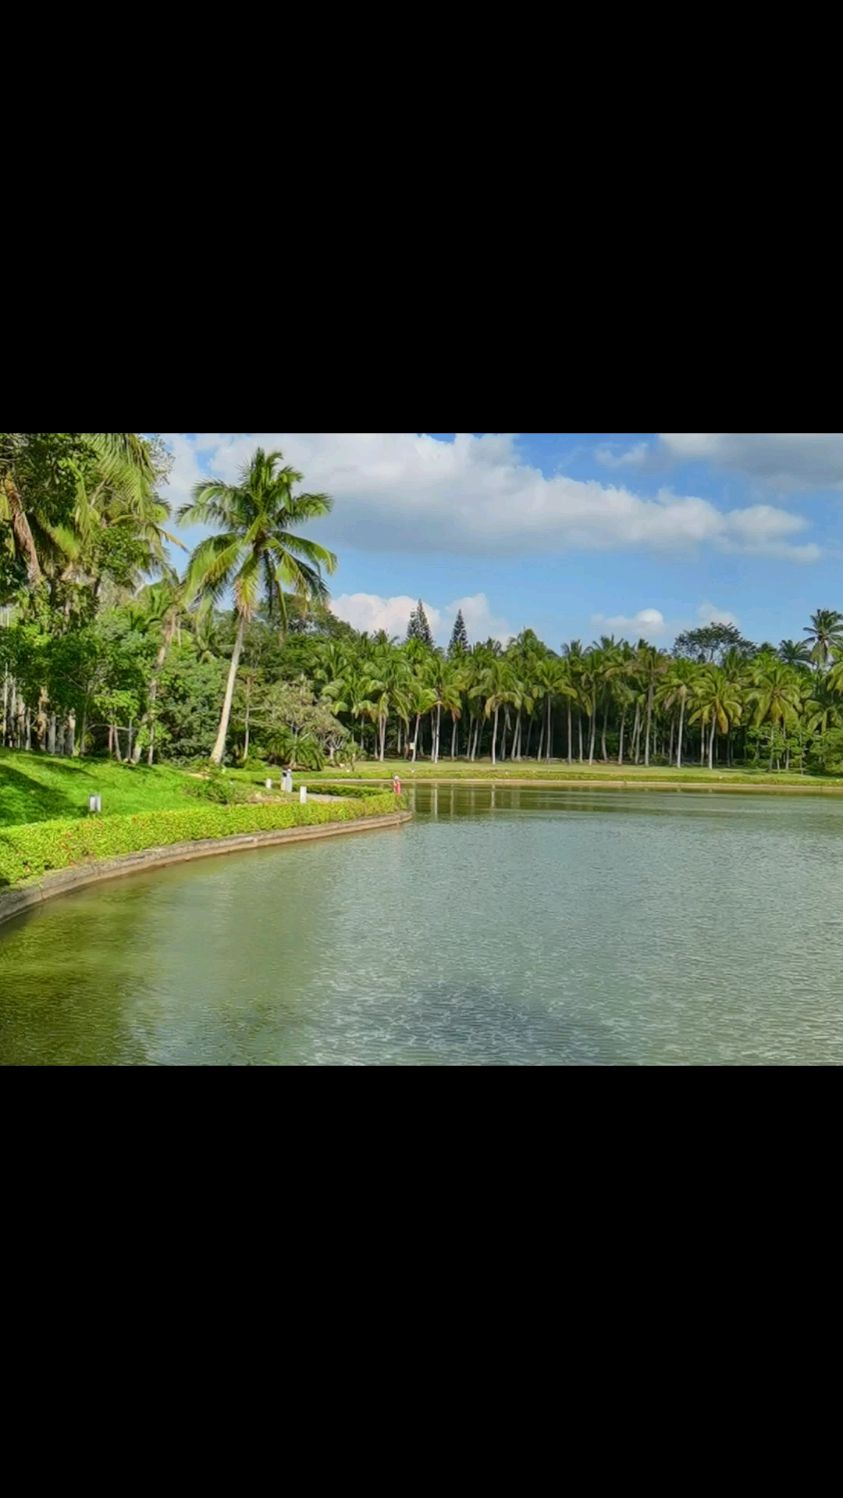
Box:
(315, 782), (392, 799)
(182, 771), (252, 805)
(0, 793), (405, 888)
(809, 729), (843, 776)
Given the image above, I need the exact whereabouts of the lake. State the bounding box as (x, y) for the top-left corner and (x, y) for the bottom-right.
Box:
(2, 785), (843, 1064)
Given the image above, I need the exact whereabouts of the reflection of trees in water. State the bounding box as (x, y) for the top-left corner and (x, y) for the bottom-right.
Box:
(0, 881), (163, 1063)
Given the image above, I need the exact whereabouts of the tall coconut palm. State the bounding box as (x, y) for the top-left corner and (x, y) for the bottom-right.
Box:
(779, 639), (813, 667)
(804, 610), (843, 671)
(562, 641), (588, 762)
(177, 449), (336, 764)
(689, 667), (742, 770)
(635, 642), (666, 767)
(323, 666), (382, 753)
(656, 659), (696, 768)
(749, 659), (802, 769)
(129, 572), (187, 764)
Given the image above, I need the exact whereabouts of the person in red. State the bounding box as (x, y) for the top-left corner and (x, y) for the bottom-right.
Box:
(392, 774), (402, 795)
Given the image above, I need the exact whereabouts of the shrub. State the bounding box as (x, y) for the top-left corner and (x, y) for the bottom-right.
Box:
(0, 793), (405, 888)
(315, 782), (391, 799)
(809, 729), (843, 776)
(182, 773), (252, 805)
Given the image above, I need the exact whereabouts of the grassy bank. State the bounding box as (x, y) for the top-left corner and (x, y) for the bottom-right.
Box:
(302, 758), (843, 791)
(0, 749), (340, 827)
(0, 747), (202, 825)
(0, 793), (403, 889)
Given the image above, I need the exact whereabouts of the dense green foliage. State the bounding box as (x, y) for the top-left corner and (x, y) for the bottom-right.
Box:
(0, 792), (402, 887)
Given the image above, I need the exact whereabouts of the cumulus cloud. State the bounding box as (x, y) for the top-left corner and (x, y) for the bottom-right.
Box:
(697, 601), (739, 626)
(158, 433), (820, 562)
(330, 591), (511, 646)
(590, 608), (668, 640)
(594, 441), (653, 470)
(591, 602), (743, 642)
(603, 433), (843, 492)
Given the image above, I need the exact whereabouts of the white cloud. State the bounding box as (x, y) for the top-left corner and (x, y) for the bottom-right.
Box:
(330, 591), (511, 646)
(697, 601), (739, 627)
(330, 593), (440, 640)
(158, 433), (209, 511)
(597, 432), (843, 495)
(590, 608), (668, 640)
(159, 433), (820, 563)
(594, 441), (652, 469)
(591, 601), (742, 642)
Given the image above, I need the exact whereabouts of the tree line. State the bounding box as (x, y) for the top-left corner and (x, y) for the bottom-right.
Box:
(3, 434), (843, 776)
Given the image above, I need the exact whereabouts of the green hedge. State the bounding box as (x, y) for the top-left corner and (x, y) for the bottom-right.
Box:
(0, 793), (405, 889)
(313, 781), (395, 799)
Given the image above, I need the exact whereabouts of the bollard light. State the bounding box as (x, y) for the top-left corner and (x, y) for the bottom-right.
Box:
(265, 778), (272, 790)
(299, 786), (307, 804)
(88, 794), (102, 814)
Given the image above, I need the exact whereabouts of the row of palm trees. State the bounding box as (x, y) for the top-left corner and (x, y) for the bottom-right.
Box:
(310, 621), (843, 771)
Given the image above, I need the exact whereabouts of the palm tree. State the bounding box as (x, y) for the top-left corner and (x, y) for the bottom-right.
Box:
(656, 659), (695, 768)
(635, 643), (666, 767)
(689, 667), (742, 770)
(778, 639), (813, 667)
(324, 666), (382, 753)
(440, 658), (469, 760)
(749, 659), (802, 769)
(562, 641), (587, 761)
(804, 610), (843, 671)
(129, 573), (187, 764)
(177, 448), (336, 764)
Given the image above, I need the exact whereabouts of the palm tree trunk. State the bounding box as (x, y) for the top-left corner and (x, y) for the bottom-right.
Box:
(600, 696), (609, 760)
(451, 715), (458, 758)
(618, 710), (626, 765)
(632, 702), (640, 763)
(578, 711), (583, 762)
(537, 710), (544, 760)
(668, 715), (675, 765)
(210, 612), (246, 765)
(588, 692), (597, 765)
(644, 684), (654, 767)
(676, 697), (685, 768)
(546, 697), (553, 760)
(435, 702), (442, 763)
(525, 715), (533, 759)
(3, 475), (43, 587)
(412, 712), (421, 763)
(709, 718), (715, 770)
(567, 703), (573, 765)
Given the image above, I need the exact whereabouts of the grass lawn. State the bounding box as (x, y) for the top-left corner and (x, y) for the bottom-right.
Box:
(0, 749), (311, 828)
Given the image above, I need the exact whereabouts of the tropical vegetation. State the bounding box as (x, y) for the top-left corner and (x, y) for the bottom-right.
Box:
(4, 433), (843, 783)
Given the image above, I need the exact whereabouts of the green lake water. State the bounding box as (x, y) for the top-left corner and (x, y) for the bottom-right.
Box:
(2, 785), (843, 1064)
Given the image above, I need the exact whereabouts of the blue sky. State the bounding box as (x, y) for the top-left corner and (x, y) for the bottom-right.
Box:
(158, 433), (843, 650)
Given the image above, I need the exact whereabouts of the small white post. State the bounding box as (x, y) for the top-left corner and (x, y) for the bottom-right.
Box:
(299, 785), (307, 804)
(88, 794), (101, 814)
(265, 778), (272, 790)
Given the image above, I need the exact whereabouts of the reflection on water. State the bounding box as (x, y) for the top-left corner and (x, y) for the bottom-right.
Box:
(3, 786), (843, 1064)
